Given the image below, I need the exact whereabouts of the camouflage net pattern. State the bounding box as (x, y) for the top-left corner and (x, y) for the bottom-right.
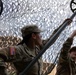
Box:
(0, 0), (76, 75)
(0, 36), (21, 48)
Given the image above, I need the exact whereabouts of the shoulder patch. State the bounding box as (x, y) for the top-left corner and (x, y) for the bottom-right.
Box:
(10, 47), (16, 55)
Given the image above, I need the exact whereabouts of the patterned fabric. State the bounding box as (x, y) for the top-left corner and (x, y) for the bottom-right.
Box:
(0, 43), (43, 75)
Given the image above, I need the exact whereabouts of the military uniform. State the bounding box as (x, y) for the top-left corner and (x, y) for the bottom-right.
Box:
(56, 38), (76, 75)
(0, 43), (43, 75)
(0, 25), (44, 75)
(0, 58), (7, 75)
(0, 24), (63, 75)
(14, 44), (43, 75)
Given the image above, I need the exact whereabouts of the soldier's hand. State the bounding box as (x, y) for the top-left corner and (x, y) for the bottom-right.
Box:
(63, 18), (72, 25)
(70, 30), (76, 38)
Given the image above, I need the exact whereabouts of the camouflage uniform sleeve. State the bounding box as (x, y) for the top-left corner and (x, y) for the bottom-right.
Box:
(56, 38), (73, 75)
(42, 24), (63, 46)
(58, 38), (73, 63)
(0, 47), (10, 75)
(0, 47), (10, 61)
(0, 46), (18, 62)
(0, 57), (7, 75)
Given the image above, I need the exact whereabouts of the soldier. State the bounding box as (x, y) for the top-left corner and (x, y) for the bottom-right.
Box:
(55, 30), (76, 75)
(0, 19), (72, 75)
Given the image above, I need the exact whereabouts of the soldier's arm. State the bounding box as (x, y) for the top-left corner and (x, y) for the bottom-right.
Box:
(0, 47), (9, 61)
(58, 30), (76, 64)
(0, 58), (7, 75)
(56, 31), (75, 75)
(0, 46), (18, 62)
(0, 48), (11, 75)
(42, 18), (72, 46)
(58, 38), (73, 63)
(0, 45), (32, 62)
(42, 24), (62, 45)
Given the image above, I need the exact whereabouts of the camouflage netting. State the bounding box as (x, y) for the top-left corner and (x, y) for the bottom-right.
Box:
(0, 0), (76, 74)
(0, 36), (21, 48)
